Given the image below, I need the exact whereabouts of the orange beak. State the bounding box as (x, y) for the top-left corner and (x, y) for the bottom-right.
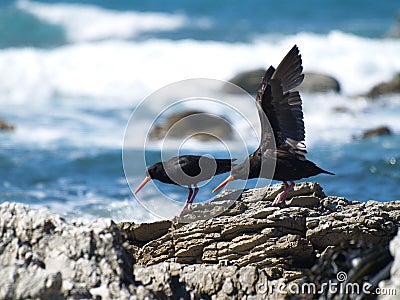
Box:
(212, 175), (234, 193)
(134, 176), (151, 194)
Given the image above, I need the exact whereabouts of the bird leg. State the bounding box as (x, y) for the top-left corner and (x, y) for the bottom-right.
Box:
(189, 184), (199, 204)
(181, 187), (193, 212)
(272, 181), (289, 206)
(272, 181), (295, 206)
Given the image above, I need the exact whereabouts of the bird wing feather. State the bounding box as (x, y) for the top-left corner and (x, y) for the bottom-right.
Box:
(256, 45), (307, 159)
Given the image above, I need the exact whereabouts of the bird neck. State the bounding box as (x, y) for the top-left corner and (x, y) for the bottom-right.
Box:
(232, 158), (258, 180)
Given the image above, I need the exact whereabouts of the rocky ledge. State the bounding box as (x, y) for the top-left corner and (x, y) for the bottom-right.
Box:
(1, 182), (400, 299)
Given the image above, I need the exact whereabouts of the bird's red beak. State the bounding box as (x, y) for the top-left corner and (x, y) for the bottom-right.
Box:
(135, 176), (151, 194)
(212, 175), (234, 193)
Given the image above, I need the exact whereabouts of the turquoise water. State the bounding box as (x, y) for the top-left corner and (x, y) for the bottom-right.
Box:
(1, 0), (400, 222)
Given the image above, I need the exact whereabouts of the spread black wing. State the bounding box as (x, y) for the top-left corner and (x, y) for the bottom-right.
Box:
(256, 45), (306, 159)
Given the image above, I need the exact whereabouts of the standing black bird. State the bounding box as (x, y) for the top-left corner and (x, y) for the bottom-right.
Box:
(213, 45), (334, 205)
(135, 155), (236, 211)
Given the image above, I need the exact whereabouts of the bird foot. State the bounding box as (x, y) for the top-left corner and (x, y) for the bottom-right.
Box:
(179, 186), (199, 215)
(272, 190), (288, 206)
(271, 181), (295, 206)
(180, 203), (191, 214)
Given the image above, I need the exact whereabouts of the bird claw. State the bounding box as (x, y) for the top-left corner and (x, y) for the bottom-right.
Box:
(272, 191), (287, 206)
(180, 203), (191, 214)
(271, 181), (295, 206)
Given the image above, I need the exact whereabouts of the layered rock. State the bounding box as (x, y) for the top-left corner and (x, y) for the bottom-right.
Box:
(123, 182), (398, 298)
(1, 182), (400, 299)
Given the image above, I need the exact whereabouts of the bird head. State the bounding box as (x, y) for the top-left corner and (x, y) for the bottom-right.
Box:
(134, 163), (163, 194)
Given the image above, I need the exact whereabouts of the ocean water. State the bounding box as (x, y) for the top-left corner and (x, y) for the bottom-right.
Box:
(1, 0), (400, 223)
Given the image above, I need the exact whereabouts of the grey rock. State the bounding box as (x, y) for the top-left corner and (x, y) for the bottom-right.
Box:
(332, 106), (352, 114)
(360, 125), (393, 139)
(118, 220), (172, 242)
(366, 73), (400, 98)
(0, 118), (14, 131)
(133, 262), (187, 298)
(149, 110), (233, 141)
(306, 200), (398, 250)
(0, 202), (138, 300)
(386, 12), (400, 38)
(2, 182), (400, 299)
(130, 182), (400, 299)
(298, 72), (341, 93)
(223, 70), (341, 94)
(221, 68), (265, 94)
(129, 183), (399, 298)
(134, 262), (279, 299)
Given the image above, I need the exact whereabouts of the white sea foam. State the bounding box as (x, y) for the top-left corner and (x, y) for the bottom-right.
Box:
(9, 106), (125, 149)
(16, 0), (191, 42)
(2, 32), (400, 105)
(29, 194), (157, 223)
(2, 31), (400, 149)
(4, 1), (399, 223)
(303, 93), (400, 147)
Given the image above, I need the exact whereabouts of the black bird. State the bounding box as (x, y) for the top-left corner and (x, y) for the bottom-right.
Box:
(135, 155), (236, 211)
(213, 45), (334, 205)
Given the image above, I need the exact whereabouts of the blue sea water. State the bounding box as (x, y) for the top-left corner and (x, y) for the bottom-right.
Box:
(1, 0), (400, 222)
